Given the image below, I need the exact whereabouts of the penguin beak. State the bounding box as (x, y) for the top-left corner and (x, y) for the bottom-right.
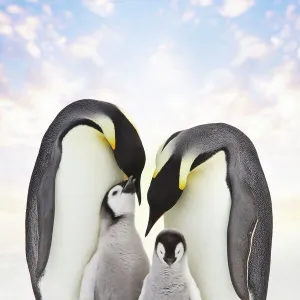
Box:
(122, 175), (136, 194)
(135, 180), (142, 206)
(145, 209), (160, 237)
(164, 257), (176, 266)
(145, 220), (153, 237)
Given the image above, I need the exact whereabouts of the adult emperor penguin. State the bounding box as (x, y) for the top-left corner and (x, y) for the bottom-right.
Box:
(145, 123), (273, 300)
(25, 99), (146, 300)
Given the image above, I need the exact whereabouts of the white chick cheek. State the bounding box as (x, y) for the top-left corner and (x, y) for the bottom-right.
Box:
(108, 186), (122, 198)
(156, 243), (166, 263)
(175, 243), (184, 263)
(108, 193), (135, 217)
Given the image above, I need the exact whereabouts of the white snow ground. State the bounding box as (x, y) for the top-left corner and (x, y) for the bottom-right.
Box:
(0, 201), (299, 299)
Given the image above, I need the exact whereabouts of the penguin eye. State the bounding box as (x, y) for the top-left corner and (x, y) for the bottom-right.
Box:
(160, 251), (163, 254)
(112, 191), (118, 196)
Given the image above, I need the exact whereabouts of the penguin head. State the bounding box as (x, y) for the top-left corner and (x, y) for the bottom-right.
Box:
(145, 131), (188, 236)
(155, 229), (186, 266)
(145, 129), (206, 237)
(95, 102), (146, 205)
(101, 175), (137, 219)
(145, 155), (184, 237)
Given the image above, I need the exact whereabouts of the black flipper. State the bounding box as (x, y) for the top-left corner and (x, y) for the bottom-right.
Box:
(36, 139), (62, 278)
(227, 177), (257, 300)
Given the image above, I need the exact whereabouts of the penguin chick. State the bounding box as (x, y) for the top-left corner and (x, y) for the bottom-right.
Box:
(138, 229), (202, 300)
(79, 176), (149, 300)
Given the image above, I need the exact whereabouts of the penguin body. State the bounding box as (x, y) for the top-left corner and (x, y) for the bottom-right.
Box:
(145, 123), (272, 300)
(139, 229), (201, 300)
(80, 176), (149, 300)
(165, 151), (237, 300)
(25, 100), (146, 300)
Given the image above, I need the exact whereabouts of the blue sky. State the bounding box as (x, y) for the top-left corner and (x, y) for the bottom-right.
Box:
(0, 0), (299, 91)
(0, 0), (299, 211)
(0, 1), (300, 299)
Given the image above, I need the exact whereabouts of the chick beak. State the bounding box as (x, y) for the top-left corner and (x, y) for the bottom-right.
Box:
(164, 257), (176, 266)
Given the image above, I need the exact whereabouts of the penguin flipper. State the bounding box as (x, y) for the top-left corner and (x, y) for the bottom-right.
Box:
(247, 218), (272, 300)
(227, 177), (257, 300)
(35, 140), (62, 278)
(137, 274), (149, 300)
(79, 252), (99, 300)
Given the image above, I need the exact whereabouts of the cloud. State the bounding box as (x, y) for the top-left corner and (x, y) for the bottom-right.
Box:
(83, 0), (114, 17)
(182, 10), (196, 22)
(0, 9), (68, 58)
(42, 4), (52, 16)
(170, 0), (179, 11)
(270, 36), (283, 49)
(0, 11), (13, 36)
(6, 4), (24, 14)
(232, 28), (271, 65)
(255, 60), (300, 120)
(157, 8), (164, 17)
(147, 43), (189, 88)
(265, 9), (300, 57)
(0, 64), (8, 86)
(14, 16), (40, 40)
(296, 16), (300, 30)
(265, 10), (273, 19)
(26, 41), (41, 57)
(285, 4), (296, 20)
(200, 68), (235, 93)
(190, 0), (213, 6)
(279, 24), (291, 40)
(283, 40), (298, 53)
(0, 61), (86, 148)
(64, 10), (73, 19)
(68, 33), (104, 66)
(282, 6), (300, 32)
(66, 26), (120, 65)
(220, 0), (254, 18)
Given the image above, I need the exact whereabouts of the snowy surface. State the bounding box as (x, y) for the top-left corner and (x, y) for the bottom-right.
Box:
(0, 204), (162, 300)
(1, 202), (299, 300)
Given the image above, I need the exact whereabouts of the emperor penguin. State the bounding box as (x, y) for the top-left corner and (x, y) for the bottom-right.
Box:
(80, 175), (149, 300)
(138, 228), (202, 300)
(25, 99), (146, 300)
(145, 123), (273, 300)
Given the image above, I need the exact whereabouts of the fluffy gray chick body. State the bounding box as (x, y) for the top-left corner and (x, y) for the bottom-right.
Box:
(140, 254), (190, 300)
(94, 214), (149, 300)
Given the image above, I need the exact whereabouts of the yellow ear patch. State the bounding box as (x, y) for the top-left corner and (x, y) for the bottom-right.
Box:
(106, 136), (116, 150)
(179, 177), (187, 190)
(97, 132), (106, 142)
(179, 153), (197, 191)
(153, 168), (159, 178)
(93, 115), (116, 151)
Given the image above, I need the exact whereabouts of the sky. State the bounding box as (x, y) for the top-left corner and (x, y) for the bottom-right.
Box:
(0, 0), (299, 299)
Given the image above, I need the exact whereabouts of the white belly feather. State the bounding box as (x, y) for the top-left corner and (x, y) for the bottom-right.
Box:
(164, 151), (240, 300)
(40, 125), (124, 300)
